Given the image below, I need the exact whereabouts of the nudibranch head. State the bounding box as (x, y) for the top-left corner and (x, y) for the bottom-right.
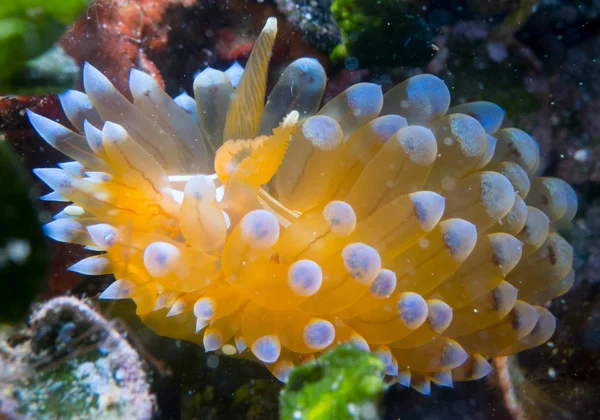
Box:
(32, 17), (577, 393)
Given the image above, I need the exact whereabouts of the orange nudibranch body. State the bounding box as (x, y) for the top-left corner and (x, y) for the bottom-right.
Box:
(32, 16), (576, 393)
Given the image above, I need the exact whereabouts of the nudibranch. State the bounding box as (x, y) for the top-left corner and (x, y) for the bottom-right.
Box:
(30, 17), (577, 394)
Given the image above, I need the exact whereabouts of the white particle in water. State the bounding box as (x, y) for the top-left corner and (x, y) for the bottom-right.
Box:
(207, 354), (220, 369)
(6, 239), (31, 264)
(347, 403), (357, 414)
(574, 149), (588, 162)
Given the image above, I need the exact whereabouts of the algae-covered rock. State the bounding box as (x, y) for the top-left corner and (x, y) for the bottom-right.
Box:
(331, 0), (436, 67)
(280, 344), (385, 420)
(0, 140), (48, 324)
(0, 297), (156, 419)
(0, 0), (89, 94)
(5, 44), (80, 96)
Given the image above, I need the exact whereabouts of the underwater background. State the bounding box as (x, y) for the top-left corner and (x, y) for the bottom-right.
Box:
(1, 0), (600, 419)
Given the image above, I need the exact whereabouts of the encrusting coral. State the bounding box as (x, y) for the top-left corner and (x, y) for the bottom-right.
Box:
(30, 17), (577, 394)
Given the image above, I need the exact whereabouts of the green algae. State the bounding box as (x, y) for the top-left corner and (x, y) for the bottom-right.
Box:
(280, 344), (385, 420)
(331, 0), (436, 66)
(0, 0), (89, 94)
